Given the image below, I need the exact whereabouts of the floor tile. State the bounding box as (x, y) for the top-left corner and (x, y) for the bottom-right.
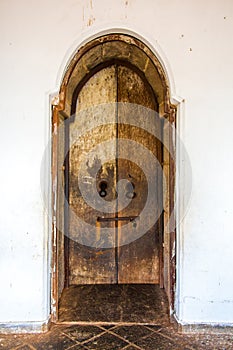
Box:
(173, 332), (233, 350)
(145, 325), (163, 332)
(135, 333), (180, 350)
(84, 332), (128, 349)
(66, 345), (87, 350)
(0, 334), (34, 350)
(30, 333), (77, 350)
(98, 324), (116, 330)
(156, 327), (193, 349)
(62, 325), (104, 342)
(111, 325), (153, 343)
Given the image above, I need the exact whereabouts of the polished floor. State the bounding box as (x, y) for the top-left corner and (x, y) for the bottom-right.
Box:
(1, 285), (233, 349)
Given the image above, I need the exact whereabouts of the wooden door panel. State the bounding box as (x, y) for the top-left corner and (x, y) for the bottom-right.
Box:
(118, 226), (160, 284)
(117, 65), (161, 283)
(68, 66), (117, 284)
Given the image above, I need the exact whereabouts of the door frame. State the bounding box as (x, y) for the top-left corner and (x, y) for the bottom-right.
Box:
(50, 33), (177, 322)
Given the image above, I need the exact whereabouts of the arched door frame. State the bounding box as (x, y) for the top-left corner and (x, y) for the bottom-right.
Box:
(51, 33), (177, 322)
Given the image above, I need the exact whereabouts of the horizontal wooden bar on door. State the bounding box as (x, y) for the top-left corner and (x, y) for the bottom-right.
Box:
(97, 216), (139, 222)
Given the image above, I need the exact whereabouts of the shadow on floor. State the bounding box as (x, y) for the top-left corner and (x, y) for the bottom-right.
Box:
(58, 284), (169, 324)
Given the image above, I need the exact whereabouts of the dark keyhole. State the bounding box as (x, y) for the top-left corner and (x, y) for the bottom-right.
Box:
(126, 182), (136, 199)
(99, 181), (107, 198)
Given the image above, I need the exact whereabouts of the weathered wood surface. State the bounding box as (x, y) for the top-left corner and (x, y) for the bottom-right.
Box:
(69, 66), (117, 284)
(117, 66), (161, 283)
(67, 64), (162, 285)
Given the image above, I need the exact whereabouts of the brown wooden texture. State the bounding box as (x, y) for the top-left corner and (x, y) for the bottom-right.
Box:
(117, 66), (162, 283)
(67, 63), (162, 285)
(68, 66), (117, 284)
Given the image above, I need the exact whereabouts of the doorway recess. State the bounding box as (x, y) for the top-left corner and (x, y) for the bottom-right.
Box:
(51, 34), (176, 324)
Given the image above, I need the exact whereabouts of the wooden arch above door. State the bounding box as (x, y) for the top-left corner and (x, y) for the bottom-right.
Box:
(58, 34), (172, 115)
(51, 34), (177, 321)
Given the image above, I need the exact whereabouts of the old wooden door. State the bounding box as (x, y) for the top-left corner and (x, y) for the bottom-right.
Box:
(67, 63), (162, 285)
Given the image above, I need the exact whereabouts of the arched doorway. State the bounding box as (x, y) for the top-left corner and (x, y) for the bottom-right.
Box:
(51, 34), (176, 323)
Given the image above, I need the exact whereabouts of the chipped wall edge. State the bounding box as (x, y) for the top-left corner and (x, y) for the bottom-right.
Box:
(0, 317), (51, 334)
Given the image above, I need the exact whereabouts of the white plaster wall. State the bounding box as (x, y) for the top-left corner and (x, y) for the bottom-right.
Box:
(0, 0), (233, 326)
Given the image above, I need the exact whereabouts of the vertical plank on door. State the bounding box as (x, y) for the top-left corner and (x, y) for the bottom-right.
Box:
(68, 66), (118, 284)
(117, 65), (162, 284)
